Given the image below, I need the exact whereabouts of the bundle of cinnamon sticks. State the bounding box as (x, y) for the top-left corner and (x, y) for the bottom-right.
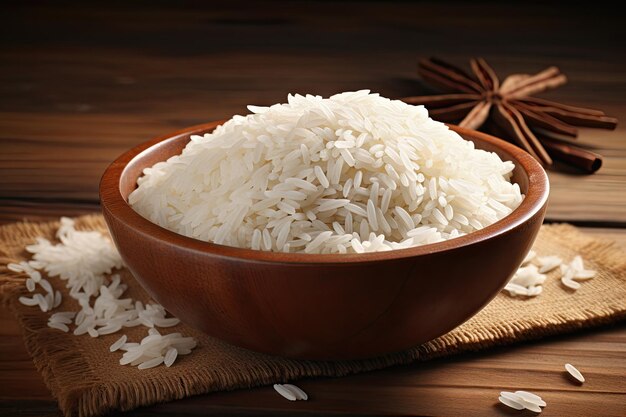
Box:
(403, 58), (618, 173)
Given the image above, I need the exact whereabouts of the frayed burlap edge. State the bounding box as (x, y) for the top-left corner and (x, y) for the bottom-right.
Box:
(0, 215), (111, 415)
(1, 216), (625, 417)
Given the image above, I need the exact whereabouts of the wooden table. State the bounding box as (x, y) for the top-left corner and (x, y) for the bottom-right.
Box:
(1, 2), (625, 416)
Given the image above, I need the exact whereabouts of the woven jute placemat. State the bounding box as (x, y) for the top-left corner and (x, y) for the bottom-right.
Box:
(1, 215), (625, 417)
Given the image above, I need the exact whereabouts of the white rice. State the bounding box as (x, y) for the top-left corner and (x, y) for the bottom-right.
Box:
(514, 391), (547, 407)
(498, 394), (525, 410)
(503, 252), (596, 297)
(48, 321), (70, 332)
(273, 383), (308, 401)
(119, 329), (196, 369)
(565, 363), (585, 383)
(273, 384), (297, 401)
(35, 293), (48, 312)
(137, 356), (164, 370)
(50, 311), (75, 324)
(503, 251), (546, 297)
(561, 278), (581, 290)
(560, 255), (596, 291)
(499, 390), (546, 412)
(8, 217), (196, 371)
(537, 255), (563, 273)
(38, 278), (53, 294)
(53, 290), (62, 308)
(18, 296), (39, 306)
(282, 384), (308, 401)
(164, 347), (178, 367)
(129, 91), (523, 254)
(23, 217), (123, 297)
(503, 264), (546, 297)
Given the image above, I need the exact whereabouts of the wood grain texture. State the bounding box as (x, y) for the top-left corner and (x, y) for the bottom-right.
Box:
(1, 305), (625, 417)
(584, 227), (626, 247)
(1, 1), (625, 224)
(1, 1), (625, 416)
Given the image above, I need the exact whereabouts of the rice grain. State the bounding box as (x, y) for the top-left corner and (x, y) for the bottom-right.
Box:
(129, 91), (522, 254)
(565, 363), (585, 383)
(498, 395), (525, 410)
(273, 384), (297, 401)
(283, 384), (308, 401)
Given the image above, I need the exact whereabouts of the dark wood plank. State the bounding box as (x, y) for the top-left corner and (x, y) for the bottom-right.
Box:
(0, 201), (99, 225)
(1, 304), (625, 417)
(2, 227), (625, 416)
(1, 1), (625, 224)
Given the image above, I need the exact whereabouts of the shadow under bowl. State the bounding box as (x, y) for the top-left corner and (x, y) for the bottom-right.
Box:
(100, 122), (549, 360)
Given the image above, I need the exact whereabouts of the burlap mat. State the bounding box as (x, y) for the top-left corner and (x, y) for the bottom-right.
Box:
(1, 215), (625, 417)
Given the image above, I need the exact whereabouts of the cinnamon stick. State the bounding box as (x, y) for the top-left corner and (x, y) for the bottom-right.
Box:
(540, 137), (603, 173)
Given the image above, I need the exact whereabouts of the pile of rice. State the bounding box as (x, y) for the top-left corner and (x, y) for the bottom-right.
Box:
(13, 218), (196, 370)
(129, 91), (523, 254)
(503, 251), (596, 296)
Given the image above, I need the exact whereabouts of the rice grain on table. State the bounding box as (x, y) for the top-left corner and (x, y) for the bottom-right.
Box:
(499, 390), (546, 412)
(8, 217), (197, 371)
(503, 263), (546, 297)
(53, 290), (62, 307)
(502, 251), (599, 298)
(129, 91), (523, 254)
(49, 312), (74, 324)
(164, 347), (178, 367)
(137, 356), (164, 370)
(498, 395), (525, 410)
(282, 384), (308, 401)
(18, 296), (39, 306)
(565, 363), (585, 383)
(48, 321), (70, 332)
(536, 255), (563, 273)
(514, 391), (546, 407)
(273, 384), (297, 401)
(273, 383), (308, 401)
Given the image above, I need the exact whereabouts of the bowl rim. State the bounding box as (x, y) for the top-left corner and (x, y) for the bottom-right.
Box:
(100, 122), (549, 265)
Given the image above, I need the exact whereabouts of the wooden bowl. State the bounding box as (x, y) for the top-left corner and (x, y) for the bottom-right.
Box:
(100, 122), (549, 360)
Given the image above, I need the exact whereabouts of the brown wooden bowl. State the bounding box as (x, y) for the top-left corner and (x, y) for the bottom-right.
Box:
(100, 121), (549, 360)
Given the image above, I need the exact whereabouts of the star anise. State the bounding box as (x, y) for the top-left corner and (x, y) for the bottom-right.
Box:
(403, 57), (618, 172)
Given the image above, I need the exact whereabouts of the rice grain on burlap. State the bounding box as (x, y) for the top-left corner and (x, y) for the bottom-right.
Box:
(1, 215), (625, 417)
